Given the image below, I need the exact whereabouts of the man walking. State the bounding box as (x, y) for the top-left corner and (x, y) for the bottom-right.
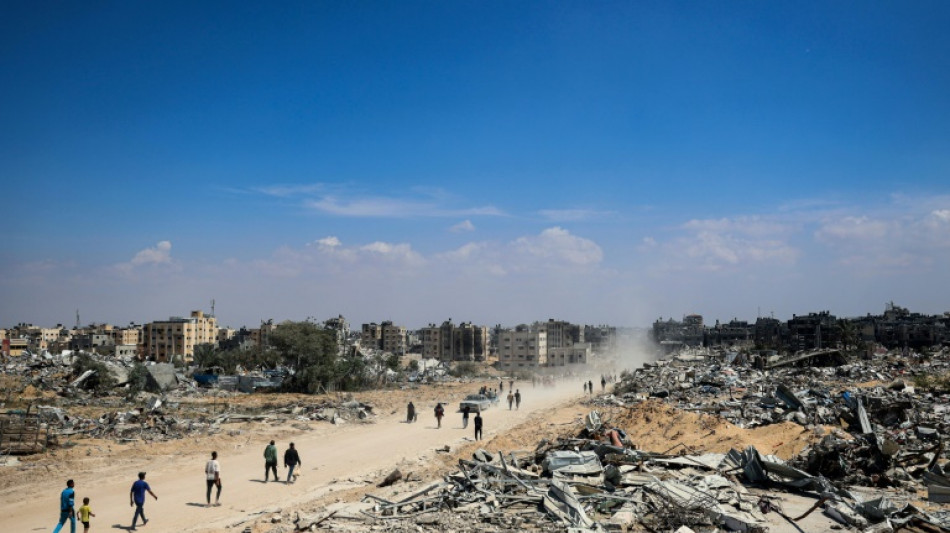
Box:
(434, 403), (444, 428)
(53, 479), (76, 533)
(462, 404), (471, 429)
(507, 391), (514, 410)
(205, 451), (221, 506)
(515, 389), (521, 410)
(264, 440), (279, 481)
(474, 412), (483, 441)
(284, 442), (301, 483)
(129, 472), (157, 530)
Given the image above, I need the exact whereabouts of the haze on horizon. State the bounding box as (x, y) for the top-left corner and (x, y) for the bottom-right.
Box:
(2, 2), (949, 330)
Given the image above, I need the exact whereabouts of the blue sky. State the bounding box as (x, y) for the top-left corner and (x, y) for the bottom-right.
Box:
(2, 1), (949, 330)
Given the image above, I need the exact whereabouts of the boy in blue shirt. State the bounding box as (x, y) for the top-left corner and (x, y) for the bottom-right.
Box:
(129, 472), (157, 530)
(52, 479), (76, 533)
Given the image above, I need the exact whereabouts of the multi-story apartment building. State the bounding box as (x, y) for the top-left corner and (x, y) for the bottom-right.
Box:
(361, 322), (382, 350)
(112, 325), (143, 347)
(421, 320), (489, 362)
(144, 310), (218, 362)
(652, 314), (705, 350)
(250, 319), (278, 348)
(539, 319), (583, 350)
(497, 325), (547, 371)
(362, 321), (407, 354)
(548, 343), (592, 367)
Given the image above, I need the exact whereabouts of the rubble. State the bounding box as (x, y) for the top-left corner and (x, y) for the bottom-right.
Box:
(0, 351), (378, 450)
(274, 347), (950, 532)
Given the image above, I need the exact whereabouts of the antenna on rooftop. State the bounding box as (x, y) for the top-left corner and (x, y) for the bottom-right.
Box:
(75, 309), (80, 330)
(210, 298), (215, 317)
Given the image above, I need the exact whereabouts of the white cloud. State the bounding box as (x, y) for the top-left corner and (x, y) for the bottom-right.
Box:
(359, 241), (425, 266)
(512, 227), (603, 267)
(538, 208), (612, 222)
(450, 220), (476, 232)
(647, 217), (800, 273)
(683, 216), (793, 238)
(814, 216), (889, 243)
(130, 241), (173, 266)
(254, 184), (327, 197)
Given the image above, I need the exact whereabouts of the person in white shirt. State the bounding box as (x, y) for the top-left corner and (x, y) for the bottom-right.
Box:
(205, 451), (221, 506)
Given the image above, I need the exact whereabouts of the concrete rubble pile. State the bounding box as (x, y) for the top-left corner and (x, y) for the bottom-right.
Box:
(280, 414), (950, 533)
(1, 351), (376, 450)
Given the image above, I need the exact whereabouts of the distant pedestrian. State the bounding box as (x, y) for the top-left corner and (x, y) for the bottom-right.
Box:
(509, 379), (514, 391)
(583, 381), (588, 394)
(601, 376), (606, 392)
(205, 451), (222, 506)
(588, 380), (593, 395)
(515, 389), (521, 409)
(53, 479), (76, 533)
(284, 442), (301, 483)
(264, 440), (278, 482)
(78, 497), (95, 533)
(507, 391), (514, 410)
(434, 403), (445, 428)
(462, 405), (471, 428)
(499, 379), (503, 393)
(129, 472), (157, 530)
(407, 401), (416, 423)
(474, 412), (483, 440)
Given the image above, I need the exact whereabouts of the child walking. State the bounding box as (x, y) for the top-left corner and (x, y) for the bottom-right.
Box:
(78, 497), (95, 532)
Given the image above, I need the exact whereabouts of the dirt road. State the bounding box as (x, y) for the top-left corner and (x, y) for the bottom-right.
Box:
(7, 381), (582, 532)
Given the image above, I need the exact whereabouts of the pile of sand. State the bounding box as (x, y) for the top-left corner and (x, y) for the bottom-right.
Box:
(601, 399), (821, 460)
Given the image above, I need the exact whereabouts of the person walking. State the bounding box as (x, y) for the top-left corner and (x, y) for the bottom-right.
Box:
(129, 472), (157, 530)
(434, 403), (444, 428)
(507, 391), (514, 410)
(515, 389), (521, 410)
(284, 442), (301, 483)
(264, 440), (278, 482)
(474, 412), (483, 440)
(588, 380), (593, 395)
(205, 451), (221, 506)
(583, 381), (588, 394)
(462, 405), (471, 429)
(53, 479), (76, 533)
(407, 401), (416, 423)
(77, 497), (95, 533)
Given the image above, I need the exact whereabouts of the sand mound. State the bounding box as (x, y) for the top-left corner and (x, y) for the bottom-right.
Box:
(601, 399), (819, 460)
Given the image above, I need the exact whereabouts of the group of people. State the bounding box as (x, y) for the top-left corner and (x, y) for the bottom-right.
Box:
(583, 375), (614, 395)
(53, 472), (156, 533)
(506, 389), (521, 410)
(52, 441), (304, 532)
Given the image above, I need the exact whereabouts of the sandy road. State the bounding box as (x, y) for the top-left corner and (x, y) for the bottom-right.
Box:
(8, 382), (582, 532)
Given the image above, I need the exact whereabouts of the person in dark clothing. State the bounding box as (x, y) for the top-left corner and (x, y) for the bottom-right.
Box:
(514, 390), (521, 409)
(434, 403), (444, 428)
(588, 380), (593, 395)
(264, 440), (278, 481)
(601, 376), (606, 392)
(284, 442), (301, 483)
(53, 479), (76, 533)
(129, 472), (157, 530)
(407, 401), (416, 423)
(474, 412), (483, 440)
(462, 405), (471, 428)
(583, 381), (588, 394)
